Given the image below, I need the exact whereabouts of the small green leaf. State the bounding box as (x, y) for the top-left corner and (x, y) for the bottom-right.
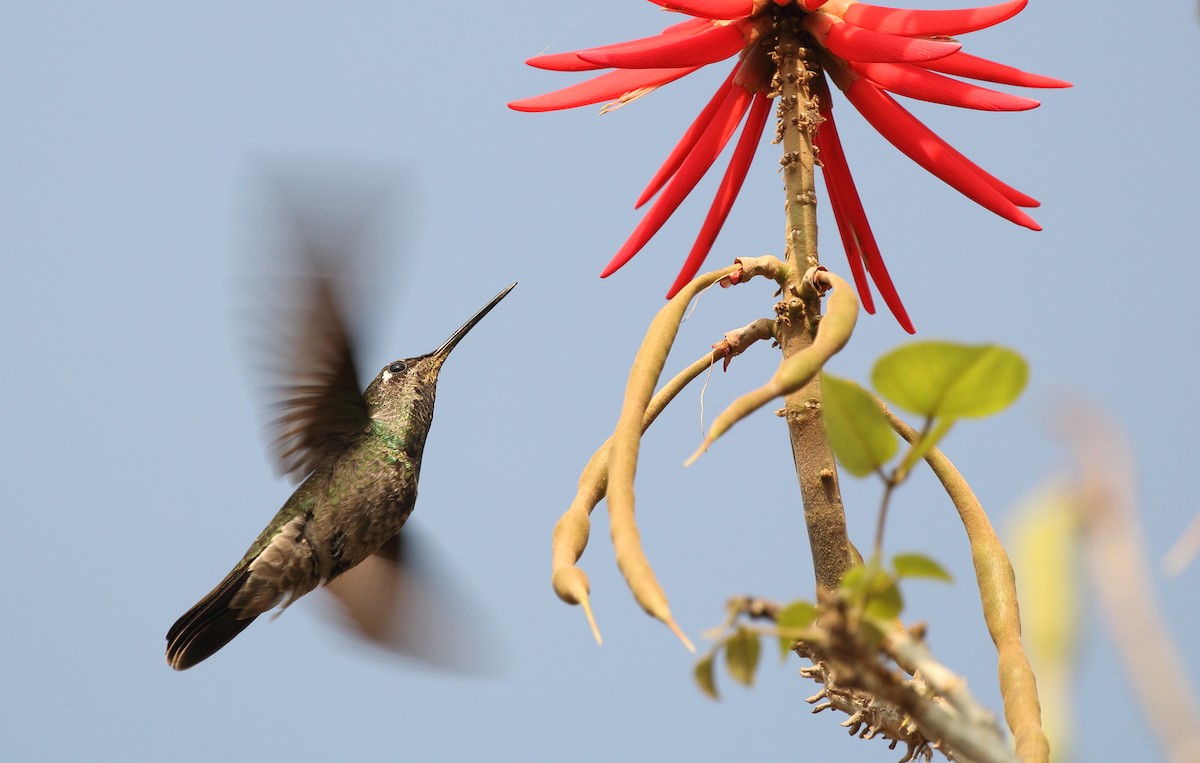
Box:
(893, 552), (954, 583)
(841, 562), (883, 600)
(843, 562), (903, 622)
(821, 373), (899, 477)
(872, 341), (1028, 419)
(694, 654), (719, 700)
(841, 561), (882, 595)
(864, 579), (903, 622)
(840, 564), (868, 604)
(725, 628), (761, 687)
(776, 600), (818, 658)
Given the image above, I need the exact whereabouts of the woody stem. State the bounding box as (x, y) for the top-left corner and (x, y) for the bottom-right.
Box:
(773, 28), (855, 591)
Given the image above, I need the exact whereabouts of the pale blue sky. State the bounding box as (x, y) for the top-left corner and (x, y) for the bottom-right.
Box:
(2, 3), (1197, 761)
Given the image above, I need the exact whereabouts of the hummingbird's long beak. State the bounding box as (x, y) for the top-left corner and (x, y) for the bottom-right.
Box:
(432, 282), (517, 361)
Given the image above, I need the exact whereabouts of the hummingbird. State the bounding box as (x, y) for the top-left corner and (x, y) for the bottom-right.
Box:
(165, 249), (515, 670)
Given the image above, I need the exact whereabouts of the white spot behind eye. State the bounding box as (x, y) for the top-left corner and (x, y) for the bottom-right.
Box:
(381, 369), (393, 383)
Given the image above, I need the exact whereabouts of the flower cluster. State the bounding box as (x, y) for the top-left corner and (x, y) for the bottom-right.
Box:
(510, 0), (1068, 332)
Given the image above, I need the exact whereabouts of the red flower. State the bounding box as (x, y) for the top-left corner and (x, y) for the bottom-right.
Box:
(510, 0), (1068, 333)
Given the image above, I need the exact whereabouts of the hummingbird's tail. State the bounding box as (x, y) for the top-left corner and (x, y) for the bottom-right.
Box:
(166, 568), (259, 670)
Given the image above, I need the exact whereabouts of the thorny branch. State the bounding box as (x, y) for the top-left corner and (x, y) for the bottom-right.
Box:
(724, 594), (1018, 763)
(773, 26), (855, 592)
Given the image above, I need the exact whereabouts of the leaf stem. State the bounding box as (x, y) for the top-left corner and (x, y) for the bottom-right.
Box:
(873, 477), (896, 560)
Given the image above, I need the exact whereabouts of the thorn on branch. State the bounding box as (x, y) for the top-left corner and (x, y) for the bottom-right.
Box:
(796, 190), (818, 206)
(788, 589), (1017, 763)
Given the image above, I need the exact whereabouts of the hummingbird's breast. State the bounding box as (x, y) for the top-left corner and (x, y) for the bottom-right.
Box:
(305, 433), (423, 582)
(233, 404), (435, 618)
(230, 435), (423, 620)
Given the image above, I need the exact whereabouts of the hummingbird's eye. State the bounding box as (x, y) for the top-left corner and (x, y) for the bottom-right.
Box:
(388, 361), (407, 375)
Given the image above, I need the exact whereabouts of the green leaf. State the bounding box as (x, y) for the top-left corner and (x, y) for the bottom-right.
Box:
(841, 564), (869, 600)
(893, 552), (954, 583)
(841, 562), (883, 599)
(864, 579), (903, 622)
(820, 373), (899, 477)
(725, 628), (761, 687)
(842, 562), (903, 622)
(872, 341), (1028, 419)
(776, 600), (818, 659)
(694, 654), (719, 700)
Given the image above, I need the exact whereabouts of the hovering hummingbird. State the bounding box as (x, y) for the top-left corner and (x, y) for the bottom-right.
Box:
(165, 244), (515, 670)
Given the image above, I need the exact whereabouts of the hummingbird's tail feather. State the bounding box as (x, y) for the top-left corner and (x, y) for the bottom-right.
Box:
(166, 568), (259, 670)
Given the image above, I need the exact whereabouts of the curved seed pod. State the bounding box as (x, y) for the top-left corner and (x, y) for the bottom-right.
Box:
(551, 484), (603, 643)
(551, 319), (775, 645)
(606, 264), (740, 650)
(552, 362), (709, 645)
(686, 270), (858, 464)
(884, 407), (1049, 763)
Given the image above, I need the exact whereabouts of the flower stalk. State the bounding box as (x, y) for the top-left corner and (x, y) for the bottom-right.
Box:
(773, 29), (855, 592)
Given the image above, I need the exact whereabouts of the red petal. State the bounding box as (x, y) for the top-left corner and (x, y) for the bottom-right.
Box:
(842, 77), (1041, 229)
(600, 83), (754, 277)
(851, 61), (1039, 111)
(662, 17), (720, 35)
(579, 22), (745, 69)
(821, 171), (876, 315)
(666, 92), (773, 296)
(813, 84), (914, 331)
(814, 128), (874, 314)
(636, 68), (739, 208)
(528, 19), (714, 72)
(508, 67), (700, 112)
(843, 0), (1026, 37)
(648, 0), (755, 18)
(526, 52), (604, 72)
(805, 13), (962, 63)
(920, 51), (1072, 89)
(800, 0), (831, 8)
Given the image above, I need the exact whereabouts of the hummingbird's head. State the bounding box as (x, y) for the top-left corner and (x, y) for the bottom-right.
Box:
(364, 283), (516, 408)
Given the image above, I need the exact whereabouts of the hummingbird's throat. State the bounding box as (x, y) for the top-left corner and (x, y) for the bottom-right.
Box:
(371, 420), (409, 459)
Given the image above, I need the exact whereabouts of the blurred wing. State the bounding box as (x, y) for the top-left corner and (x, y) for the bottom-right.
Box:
(321, 529), (499, 676)
(265, 243), (371, 482)
(249, 163), (404, 482)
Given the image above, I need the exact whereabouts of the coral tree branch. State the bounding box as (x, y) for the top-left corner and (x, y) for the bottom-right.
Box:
(790, 590), (1020, 763)
(685, 268), (857, 463)
(774, 28), (854, 593)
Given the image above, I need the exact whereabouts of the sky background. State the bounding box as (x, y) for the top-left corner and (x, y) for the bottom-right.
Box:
(3, 2), (1198, 761)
